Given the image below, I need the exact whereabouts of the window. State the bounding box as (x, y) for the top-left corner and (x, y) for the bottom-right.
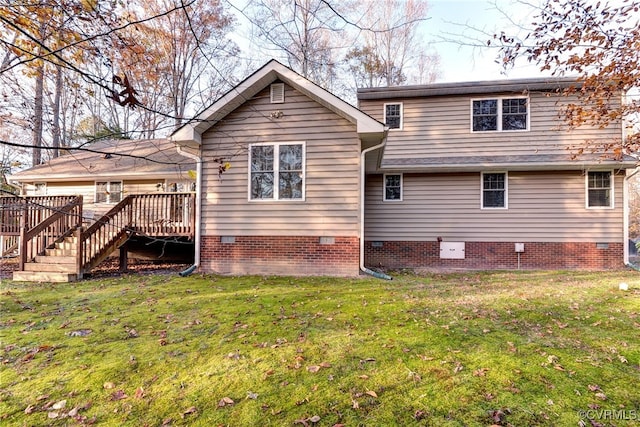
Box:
(384, 103), (403, 130)
(384, 174), (403, 201)
(95, 181), (122, 204)
(250, 142), (304, 201)
(472, 98), (528, 132)
(167, 181), (196, 192)
(34, 182), (46, 196)
(482, 172), (507, 208)
(587, 171), (613, 208)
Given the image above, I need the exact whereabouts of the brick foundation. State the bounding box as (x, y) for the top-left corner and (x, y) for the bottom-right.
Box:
(366, 241), (625, 270)
(201, 235), (360, 276)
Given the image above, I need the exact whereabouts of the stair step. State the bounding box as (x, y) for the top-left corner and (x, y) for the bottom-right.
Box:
(12, 271), (78, 283)
(34, 255), (76, 264)
(45, 248), (77, 256)
(55, 241), (77, 250)
(23, 263), (77, 273)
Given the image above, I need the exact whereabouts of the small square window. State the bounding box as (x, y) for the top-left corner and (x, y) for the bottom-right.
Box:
(482, 172), (507, 208)
(384, 174), (403, 201)
(384, 103), (403, 130)
(95, 181), (122, 204)
(587, 171), (613, 208)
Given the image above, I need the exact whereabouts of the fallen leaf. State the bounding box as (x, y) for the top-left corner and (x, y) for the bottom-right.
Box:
(110, 390), (128, 401)
(365, 390), (378, 398)
(24, 405), (35, 414)
(595, 392), (607, 400)
(218, 397), (234, 407)
(134, 387), (145, 399)
(358, 374), (369, 380)
(182, 406), (198, 418)
(309, 415), (321, 423)
(51, 400), (66, 410)
(319, 361), (331, 368)
(48, 411), (59, 419)
(473, 368), (489, 377)
(103, 382), (115, 389)
(352, 399), (359, 409)
(307, 365), (320, 373)
(246, 391), (258, 400)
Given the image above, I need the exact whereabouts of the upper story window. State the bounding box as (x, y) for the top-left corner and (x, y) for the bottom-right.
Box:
(384, 103), (403, 130)
(482, 172), (507, 209)
(250, 142), (305, 201)
(472, 97), (528, 132)
(384, 173), (403, 201)
(587, 171), (613, 208)
(95, 181), (122, 204)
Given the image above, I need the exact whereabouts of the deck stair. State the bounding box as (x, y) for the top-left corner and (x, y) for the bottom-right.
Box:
(3, 193), (195, 283)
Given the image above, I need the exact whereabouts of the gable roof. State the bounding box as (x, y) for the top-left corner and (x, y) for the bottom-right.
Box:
(171, 59), (386, 146)
(8, 139), (195, 182)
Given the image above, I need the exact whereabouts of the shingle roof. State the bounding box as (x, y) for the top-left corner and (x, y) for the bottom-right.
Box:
(8, 139), (195, 182)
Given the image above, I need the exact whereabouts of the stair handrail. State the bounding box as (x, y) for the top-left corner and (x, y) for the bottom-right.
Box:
(79, 196), (133, 273)
(19, 196), (83, 270)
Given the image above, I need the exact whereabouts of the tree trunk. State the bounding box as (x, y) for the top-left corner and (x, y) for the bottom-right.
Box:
(51, 64), (63, 158)
(32, 61), (44, 166)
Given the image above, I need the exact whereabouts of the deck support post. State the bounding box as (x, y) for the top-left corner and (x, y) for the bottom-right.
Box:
(119, 241), (128, 273)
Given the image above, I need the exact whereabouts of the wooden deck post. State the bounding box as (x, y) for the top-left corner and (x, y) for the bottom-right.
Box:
(119, 241), (128, 273)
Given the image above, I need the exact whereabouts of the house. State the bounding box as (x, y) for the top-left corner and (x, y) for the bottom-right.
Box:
(5, 60), (636, 281)
(4, 139), (197, 281)
(358, 80), (637, 270)
(7, 138), (196, 220)
(171, 59), (637, 275)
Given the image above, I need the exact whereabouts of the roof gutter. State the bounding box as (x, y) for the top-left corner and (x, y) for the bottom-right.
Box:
(360, 138), (392, 280)
(175, 145), (202, 276)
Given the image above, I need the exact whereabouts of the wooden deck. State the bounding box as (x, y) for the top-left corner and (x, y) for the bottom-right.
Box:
(1, 193), (195, 281)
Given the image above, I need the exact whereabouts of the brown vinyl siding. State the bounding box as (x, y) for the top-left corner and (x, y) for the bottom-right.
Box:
(200, 84), (361, 237)
(359, 91), (621, 164)
(365, 171), (625, 242)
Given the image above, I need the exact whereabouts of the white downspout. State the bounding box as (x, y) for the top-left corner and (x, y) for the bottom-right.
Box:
(176, 144), (202, 276)
(360, 137), (392, 280)
(624, 166), (639, 268)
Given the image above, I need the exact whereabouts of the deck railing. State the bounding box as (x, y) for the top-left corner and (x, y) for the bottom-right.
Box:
(19, 196), (83, 269)
(1, 195), (78, 257)
(79, 193), (195, 272)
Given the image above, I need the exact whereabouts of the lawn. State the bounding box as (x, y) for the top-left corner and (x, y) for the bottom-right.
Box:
(1, 270), (639, 426)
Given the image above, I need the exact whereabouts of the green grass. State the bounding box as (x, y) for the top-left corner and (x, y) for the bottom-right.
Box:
(1, 270), (639, 426)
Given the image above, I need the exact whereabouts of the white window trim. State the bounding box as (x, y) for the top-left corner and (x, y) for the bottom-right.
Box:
(383, 173), (403, 202)
(95, 180), (123, 204)
(470, 97), (529, 133)
(585, 170), (614, 209)
(481, 171), (508, 209)
(383, 102), (403, 131)
(248, 141), (306, 202)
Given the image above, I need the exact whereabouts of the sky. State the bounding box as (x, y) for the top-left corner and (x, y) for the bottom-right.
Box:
(226, 0), (548, 84)
(423, 0), (544, 82)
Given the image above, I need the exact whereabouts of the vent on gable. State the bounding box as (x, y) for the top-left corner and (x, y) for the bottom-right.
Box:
(270, 83), (285, 104)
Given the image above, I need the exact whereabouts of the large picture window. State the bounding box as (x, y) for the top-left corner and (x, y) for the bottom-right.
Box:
(95, 181), (122, 204)
(587, 171), (613, 208)
(250, 142), (305, 201)
(472, 98), (528, 132)
(482, 172), (507, 209)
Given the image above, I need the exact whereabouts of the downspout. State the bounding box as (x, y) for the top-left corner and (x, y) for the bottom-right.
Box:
(360, 137), (392, 280)
(624, 165), (640, 270)
(176, 145), (202, 276)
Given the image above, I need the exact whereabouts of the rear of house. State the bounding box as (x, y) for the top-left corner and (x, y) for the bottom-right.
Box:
(358, 79), (636, 270)
(172, 60), (385, 276)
